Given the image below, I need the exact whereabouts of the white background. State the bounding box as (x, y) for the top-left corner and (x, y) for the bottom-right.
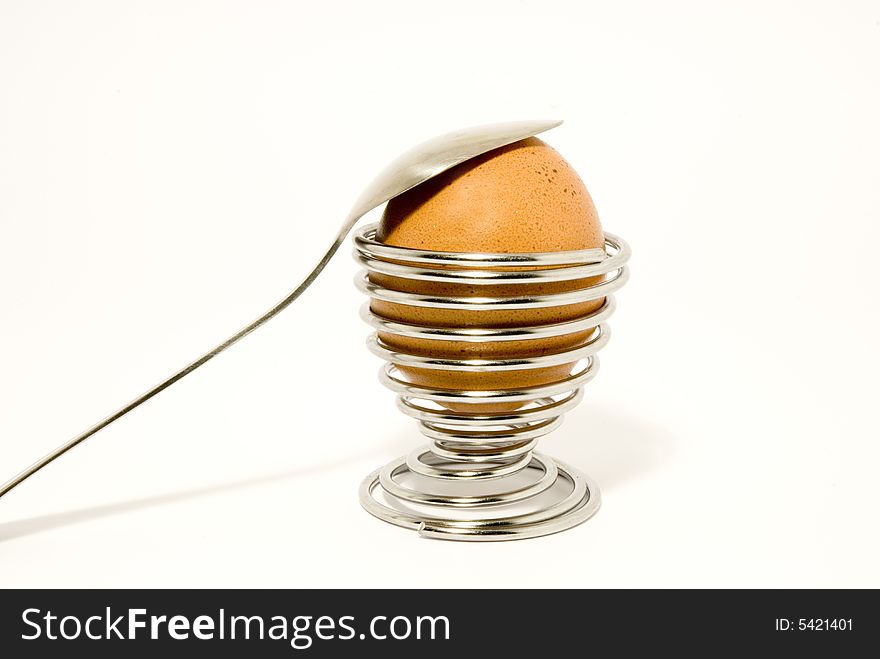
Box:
(1, 0), (878, 588)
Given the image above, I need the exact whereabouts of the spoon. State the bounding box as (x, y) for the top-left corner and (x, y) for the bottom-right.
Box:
(0, 119), (563, 500)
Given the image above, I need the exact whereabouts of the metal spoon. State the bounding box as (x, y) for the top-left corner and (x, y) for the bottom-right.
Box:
(0, 119), (563, 500)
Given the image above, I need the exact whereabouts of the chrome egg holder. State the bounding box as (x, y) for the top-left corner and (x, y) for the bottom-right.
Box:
(353, 223), (630, 541)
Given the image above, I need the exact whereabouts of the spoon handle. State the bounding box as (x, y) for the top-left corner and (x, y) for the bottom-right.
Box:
(0, 235), (346, 501)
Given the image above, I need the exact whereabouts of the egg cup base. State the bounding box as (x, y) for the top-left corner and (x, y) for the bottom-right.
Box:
(359, 453), (600, 542)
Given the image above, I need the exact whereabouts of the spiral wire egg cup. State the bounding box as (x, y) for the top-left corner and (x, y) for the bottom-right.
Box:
(354, 223), (630, 541)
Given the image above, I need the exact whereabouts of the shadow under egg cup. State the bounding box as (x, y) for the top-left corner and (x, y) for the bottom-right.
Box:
(354, 223), (630, 541)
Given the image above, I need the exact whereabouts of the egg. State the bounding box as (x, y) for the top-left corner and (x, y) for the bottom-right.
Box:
(370, 136), (604, 412)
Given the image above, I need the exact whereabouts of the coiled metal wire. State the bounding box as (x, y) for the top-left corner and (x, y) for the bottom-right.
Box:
(354, 223), (630, 540)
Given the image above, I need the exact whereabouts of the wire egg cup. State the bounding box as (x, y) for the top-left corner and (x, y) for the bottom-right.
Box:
(353, 223), (630, 541)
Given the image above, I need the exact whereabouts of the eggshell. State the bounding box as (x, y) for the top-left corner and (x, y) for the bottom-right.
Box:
(371, 137), (604, 411)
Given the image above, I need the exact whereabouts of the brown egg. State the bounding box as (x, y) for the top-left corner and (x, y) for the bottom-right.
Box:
(371, 137), (604, 412)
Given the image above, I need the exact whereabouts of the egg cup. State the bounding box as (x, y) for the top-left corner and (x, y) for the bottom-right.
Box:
(354, 223), (630, 541)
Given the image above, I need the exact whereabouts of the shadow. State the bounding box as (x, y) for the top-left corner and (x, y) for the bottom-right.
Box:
(0, 411), (669, 543)
(554, 401), (677, 491)
(0, 446), (396, 543)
